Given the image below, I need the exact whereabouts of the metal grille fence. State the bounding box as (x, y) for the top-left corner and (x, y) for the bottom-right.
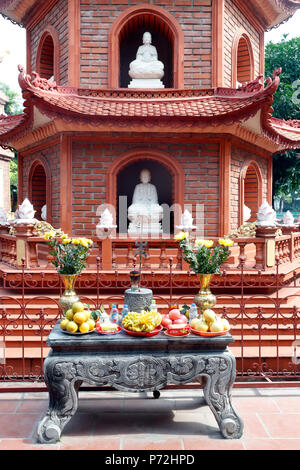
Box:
(0, 256), (300, 390)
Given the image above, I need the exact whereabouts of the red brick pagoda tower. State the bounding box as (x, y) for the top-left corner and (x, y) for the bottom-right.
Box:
(0, 0), (299, 241)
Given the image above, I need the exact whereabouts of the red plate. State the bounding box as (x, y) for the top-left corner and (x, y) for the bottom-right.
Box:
(96, 324), (122, 335)
(191, 328), (230, 337)
(123, 325), (163, 337)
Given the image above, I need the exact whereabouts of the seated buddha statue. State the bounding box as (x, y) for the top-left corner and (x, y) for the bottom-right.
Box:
(128, 168), (163, 235)
(128, 32), (164, 88)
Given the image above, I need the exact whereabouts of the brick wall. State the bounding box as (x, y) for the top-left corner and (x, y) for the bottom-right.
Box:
(30, 0), (69, 85)
(230, 146), (268, 230)
(72, 140), (219, 236)
(0, 156), (11, 212)
(223, 0), (260, 87)
(22, 144), (61, 228)
(80, 0), (213, 88)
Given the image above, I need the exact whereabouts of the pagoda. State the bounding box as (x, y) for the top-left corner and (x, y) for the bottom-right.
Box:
(0, 0), (299, 274)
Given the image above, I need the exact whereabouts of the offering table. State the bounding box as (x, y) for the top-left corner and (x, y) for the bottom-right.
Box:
(37, 323), (243, 443)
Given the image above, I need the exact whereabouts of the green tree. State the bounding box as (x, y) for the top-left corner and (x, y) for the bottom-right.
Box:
(265, 35), (300, 201)
(0, 82), (23, 115)
(0, 82), (23, 209)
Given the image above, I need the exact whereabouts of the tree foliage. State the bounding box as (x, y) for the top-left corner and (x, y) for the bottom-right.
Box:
(265, 35), (300, 197)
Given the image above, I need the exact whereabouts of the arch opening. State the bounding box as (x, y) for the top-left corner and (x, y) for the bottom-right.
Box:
(38, 34), (54, 80)
(243, 163), (260, 223)
(30, 163), (47, 220)
(117, 159), (174, 234)
(237, 36), (252, 85)
(119, 14), (173, 88)
(109, 5), (184, 88)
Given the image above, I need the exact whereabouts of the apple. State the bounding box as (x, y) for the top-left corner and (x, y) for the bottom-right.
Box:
(161, 316), (173, 328)
(173, 316), (187, 325)
(169, 309), (181, 321)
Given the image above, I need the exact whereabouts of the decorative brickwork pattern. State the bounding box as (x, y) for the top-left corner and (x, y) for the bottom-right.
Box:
(80, 0), (213, 89)
(72, 140), (219, 237)
(22, 143), (60, 227)
(230, 146), (268, 230)
(223, 0), (260, 87)
(30, 0), (69, 85)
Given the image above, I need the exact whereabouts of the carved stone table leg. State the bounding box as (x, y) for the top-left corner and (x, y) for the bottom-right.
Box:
(202, 353), (244, 439)
(37, 359), (82, 444)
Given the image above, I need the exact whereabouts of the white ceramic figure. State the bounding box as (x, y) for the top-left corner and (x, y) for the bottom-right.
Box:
(243, 204), (251, 223)
(128, 168), (163, 234)
(176, 209), (197, 231)
(128, 32), (164, 88)
(97, 208), (116, 229)
(41, 204), (47, 221)
(282, 210), (295, 226)
(0, 208), (8, 225)
(257, 200), (277, 227)
(14, 198), (36, 225)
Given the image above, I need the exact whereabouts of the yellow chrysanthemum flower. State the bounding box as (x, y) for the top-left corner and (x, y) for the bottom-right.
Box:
(62, 238), (71, 245)
(44, 231), (55, 241)
(195, 239), (206, 246)
(87, 239), (93, 245)
(204, 240), (214, 248)
(219, 238), (234, 247)
(72, 239), (80, 245)
(61, 234), (69, 240)
(174, 231), (188, 241)
(80, 239), (89, 248)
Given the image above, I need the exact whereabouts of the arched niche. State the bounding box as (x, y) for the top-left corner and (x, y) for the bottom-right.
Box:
(239, 160), (263, 225)
(107, 149), (185, 233)
(232, 30), (254, 87)
(108, 5), (184, 89)
(36, 26), (60, 83)
(28, 159), (52, 223)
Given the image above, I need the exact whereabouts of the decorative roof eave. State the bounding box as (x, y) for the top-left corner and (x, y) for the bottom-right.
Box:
(0, 0), (36, 26)
(1, 65), (299, 152)
(275, 0), (300, 14)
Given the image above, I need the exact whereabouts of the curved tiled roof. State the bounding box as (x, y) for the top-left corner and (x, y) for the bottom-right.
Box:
(0, 66), (299, 151)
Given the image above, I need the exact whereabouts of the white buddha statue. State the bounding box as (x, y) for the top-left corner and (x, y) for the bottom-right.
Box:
(128, 32), (165, 89)
(128, 168), (163, 234)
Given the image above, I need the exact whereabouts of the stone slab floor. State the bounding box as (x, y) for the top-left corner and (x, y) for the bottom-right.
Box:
(0, 387), (299, 450)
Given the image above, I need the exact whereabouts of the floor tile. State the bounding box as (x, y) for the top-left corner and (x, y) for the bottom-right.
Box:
(244, 439), (300, 450)
(60, 436), (121, 450)
(273, 397), (300, 413)
(183, 436), (245, 450)
(258, 413), (300, 438)
(0, 399), (19, 413)
(16, 399), (48, 414)
(240, 413), (269, 438)
(0, 439), (59, 450)
(233, 396), (280, 414)
(0, 414), (40, 439)
(122, 436), (183, 450)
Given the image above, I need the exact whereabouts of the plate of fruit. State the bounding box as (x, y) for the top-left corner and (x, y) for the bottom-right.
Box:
(161, 308), (189, 333)
(190, 309), (230, 337)
(60, 301), (96, 335)
(122, 310), (163, 337)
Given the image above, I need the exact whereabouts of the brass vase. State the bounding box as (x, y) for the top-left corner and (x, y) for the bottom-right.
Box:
(58, 274), (80, 313)
(194, 274), (216, 315)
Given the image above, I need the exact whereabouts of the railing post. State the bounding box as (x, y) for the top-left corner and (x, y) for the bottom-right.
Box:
(101, 237), (113, 270)
(256, 227), (277, 269)
(14, 223), (35, 269)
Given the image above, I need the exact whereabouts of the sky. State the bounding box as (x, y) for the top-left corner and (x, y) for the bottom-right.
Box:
(0, 9), (300, 93)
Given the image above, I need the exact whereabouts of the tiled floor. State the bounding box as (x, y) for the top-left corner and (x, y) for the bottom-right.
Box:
(0, 387), (299, 450)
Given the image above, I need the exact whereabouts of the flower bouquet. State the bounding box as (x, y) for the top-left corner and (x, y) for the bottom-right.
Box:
(44, 231), (93, 312)
(175, 232), (234, 333)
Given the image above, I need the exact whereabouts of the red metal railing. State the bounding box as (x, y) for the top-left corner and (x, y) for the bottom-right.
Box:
(0, 254), (300, 388)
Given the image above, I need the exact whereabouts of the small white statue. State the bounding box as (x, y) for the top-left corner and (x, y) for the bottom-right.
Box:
(176, 209), (197, 231)
(97, 208), (116, 229)
(282, 210), (295, 226)
(243, 204), (251, 223)
(0, 208), (8, 226)
(128, 168), (163, 234)
(41, 204), (47, 221)
(128, 32), (164, 89)
(14, 198), (37, 225)
(257, 200), (277, 227)
(96, 208), (117, 238)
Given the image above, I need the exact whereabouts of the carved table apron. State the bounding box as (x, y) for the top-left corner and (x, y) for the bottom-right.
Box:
(37, 323), (243, 443)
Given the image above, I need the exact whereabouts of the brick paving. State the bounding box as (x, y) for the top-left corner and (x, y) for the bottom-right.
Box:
(0, 387), (299, 450)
